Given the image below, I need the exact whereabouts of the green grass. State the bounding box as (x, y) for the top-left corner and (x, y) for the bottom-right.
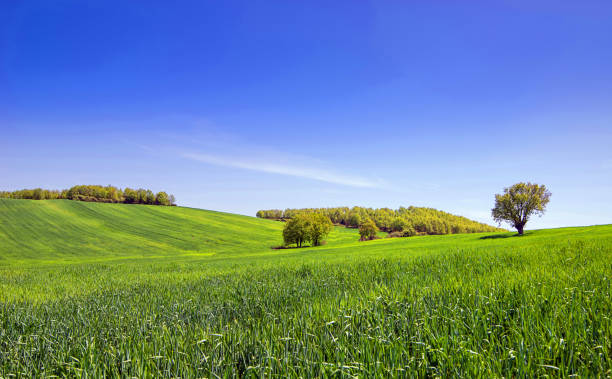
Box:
(0, 199), (611, 377)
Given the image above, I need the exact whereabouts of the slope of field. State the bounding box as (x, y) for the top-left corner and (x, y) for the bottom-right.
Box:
(0, 199), (286, 264)
(0, 199), (611, 376)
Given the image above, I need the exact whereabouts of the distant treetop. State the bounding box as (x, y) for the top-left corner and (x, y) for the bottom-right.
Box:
(0, 185), (176, 206)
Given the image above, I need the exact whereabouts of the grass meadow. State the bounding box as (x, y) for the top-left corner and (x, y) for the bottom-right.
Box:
(0, 199), (611, 377)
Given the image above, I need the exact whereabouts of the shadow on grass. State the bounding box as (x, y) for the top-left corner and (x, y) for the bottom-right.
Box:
(480, 231), (533, 240)
(271, 245), (307, 250)
(271, 241), (328, 250)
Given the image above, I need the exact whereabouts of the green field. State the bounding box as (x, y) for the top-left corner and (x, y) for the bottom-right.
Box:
(0, 199), (611, 377)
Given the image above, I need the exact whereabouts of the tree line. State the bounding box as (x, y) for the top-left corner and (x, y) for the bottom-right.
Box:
(0, 185), (176, 206)
(258, 206), (505, 236)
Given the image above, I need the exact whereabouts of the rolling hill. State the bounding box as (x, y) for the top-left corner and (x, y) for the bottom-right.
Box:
(0, 198), (611, 376)
(0, 198), (285, 264)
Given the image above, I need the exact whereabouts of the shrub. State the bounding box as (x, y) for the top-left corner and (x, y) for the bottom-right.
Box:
(387, 231), (404, 238)
(402, 225), (417, 237)
(359, 218), (379, 241)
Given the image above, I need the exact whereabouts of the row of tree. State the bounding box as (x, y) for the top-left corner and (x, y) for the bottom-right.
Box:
(259, 206), (504, 236)
(0, 185), (176, 206)
(283, 213), (333, 247)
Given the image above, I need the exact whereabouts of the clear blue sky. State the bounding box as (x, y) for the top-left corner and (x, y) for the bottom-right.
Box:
(1, 1), (611, 229)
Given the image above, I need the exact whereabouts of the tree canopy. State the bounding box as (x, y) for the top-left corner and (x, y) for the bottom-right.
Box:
(282, 216), (310, 248)
(492, 182), (551, 235)
(282, 213), (333, 247)
(359, 218), (379, 241)
(0, 185), (176, 206)
(308, 213), (333, 246)
(259, 205), (504, 236)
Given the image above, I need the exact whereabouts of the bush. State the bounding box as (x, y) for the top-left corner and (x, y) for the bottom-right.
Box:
(359, 218), (379, 241)
(402, 225), (417, 237)
(387, 231), (404, 238)
(390, 217), (407, 232)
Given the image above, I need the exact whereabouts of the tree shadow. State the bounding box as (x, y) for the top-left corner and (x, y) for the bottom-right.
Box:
(271, 245), (312, 250)
(480, 231), (533, 240)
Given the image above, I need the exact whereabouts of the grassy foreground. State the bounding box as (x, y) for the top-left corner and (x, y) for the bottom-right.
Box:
(0, 199), (611, 377)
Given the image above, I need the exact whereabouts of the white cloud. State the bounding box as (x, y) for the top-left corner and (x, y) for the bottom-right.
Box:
(182, 152), (384, 188)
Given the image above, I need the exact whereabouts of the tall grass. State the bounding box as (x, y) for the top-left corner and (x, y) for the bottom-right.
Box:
(0, 199), (611, 376)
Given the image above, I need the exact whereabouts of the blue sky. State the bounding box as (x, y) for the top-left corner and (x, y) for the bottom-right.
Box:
(1, 0), (611, 229)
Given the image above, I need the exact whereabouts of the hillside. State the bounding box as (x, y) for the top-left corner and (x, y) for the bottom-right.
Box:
(0, 199), (611, 376)
(0, 199), (284, 264)
(0, 199), (609, 267)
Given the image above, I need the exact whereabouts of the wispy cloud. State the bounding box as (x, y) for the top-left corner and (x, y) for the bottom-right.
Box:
(182, 152), (384, 188)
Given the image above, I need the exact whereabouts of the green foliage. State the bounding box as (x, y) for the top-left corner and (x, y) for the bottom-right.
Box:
(0, 188), (62, 200)
(359, 218), (379, 241)
(0, 199), (610, 376)
(0, 185), (176, 206)
(308, 213), (333, 246)
(257, 205), (504, 236)
(123, 187), (138, 203)
(255, 209), (284, 219)
(282, 213), (333, 247)
(492, 182), (551, 235)
(155, 191), (170, 206)
(347, 212), (362, 228)
(390, 216), (407, 232)
(145, 189), (156, 205)
(387, 231), (404, 238)
(283, 216), (309, 247)
(402, 224), (417, 237)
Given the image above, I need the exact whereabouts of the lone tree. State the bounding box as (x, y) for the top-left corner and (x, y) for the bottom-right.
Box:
(492, 182), (551, 235)
(359, 218), (379, 241)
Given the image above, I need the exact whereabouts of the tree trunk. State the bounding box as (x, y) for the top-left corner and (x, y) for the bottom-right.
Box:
(516, 224), (524, 235)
